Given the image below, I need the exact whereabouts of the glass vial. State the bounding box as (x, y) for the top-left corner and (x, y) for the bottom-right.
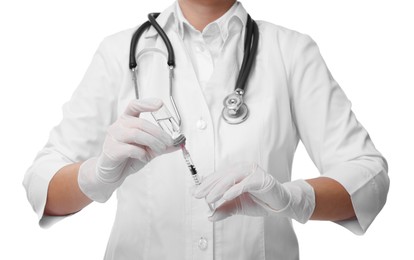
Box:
(151, 103), (186, 146)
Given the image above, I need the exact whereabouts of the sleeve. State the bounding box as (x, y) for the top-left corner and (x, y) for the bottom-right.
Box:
(288, 34), (390, 235)
(22, 38), (120, 228)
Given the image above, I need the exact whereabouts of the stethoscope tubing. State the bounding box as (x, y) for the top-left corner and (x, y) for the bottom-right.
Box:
(236, 15), (259, 93)
(147, 13), (175, 67)
(129, 12), (259, 124)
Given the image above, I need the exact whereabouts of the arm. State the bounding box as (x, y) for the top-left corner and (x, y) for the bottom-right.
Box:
(194, 34), (388, 232)
(306, 177), (355, 221)
(23, 39), (117, 224)
(24, 31), (181, 226)
(44, 99), (177, 216)
(289, 34), (389, 233)
(193, 167), (355, 224)
(44, 162), (92, 216)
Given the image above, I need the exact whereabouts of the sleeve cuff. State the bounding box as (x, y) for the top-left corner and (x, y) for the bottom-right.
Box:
(322, 162), (389, 235)
(23, 155), (73, 228)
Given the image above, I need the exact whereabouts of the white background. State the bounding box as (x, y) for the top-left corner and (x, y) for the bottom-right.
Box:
(1, 0), (413, 259)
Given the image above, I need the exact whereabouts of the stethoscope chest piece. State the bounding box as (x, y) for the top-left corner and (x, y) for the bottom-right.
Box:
(222, 88), (249, 124)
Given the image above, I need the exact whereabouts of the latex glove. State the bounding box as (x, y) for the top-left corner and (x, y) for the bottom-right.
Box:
(193, 163), (315, 223)
(78, 98), (177, 202)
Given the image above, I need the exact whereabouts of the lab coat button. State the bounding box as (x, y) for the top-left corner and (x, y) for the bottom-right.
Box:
(198, 237), (208, 250)
(196, 119), (207, 130)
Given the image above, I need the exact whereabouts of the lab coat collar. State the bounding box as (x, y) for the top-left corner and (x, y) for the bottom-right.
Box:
(144, 1), (247, 41)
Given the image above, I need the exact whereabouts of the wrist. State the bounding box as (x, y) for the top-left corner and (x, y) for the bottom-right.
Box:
(251, 178), (315, 223)
(78, 157), (123, 203)
(281, 179), (316, 223)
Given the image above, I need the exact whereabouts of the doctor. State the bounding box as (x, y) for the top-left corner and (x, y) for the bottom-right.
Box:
(24, 0), (389, 259)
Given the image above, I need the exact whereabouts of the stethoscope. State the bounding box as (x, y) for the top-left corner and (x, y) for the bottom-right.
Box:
(129, 13), (259, 125)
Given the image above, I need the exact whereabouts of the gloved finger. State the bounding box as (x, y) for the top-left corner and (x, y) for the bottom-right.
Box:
(209, 194), (270, 221)
(208, 198), (240, 222)
(193, 171), (225, 198)
(110, 144), (153, 174)
(164, 144), (181, 154)
(123, 98), (163, 117)
(222, 164), (275, 201)
(221, 172), (264, 201)
(127, 142), (168, 163)
(101, 141), (148, 166)
(116, 117), (174, 146)
(111, 127), (168, 155)
(221, 179), (248, 202)
(204, 175), (239, 204)
(194, 163), (255, 198)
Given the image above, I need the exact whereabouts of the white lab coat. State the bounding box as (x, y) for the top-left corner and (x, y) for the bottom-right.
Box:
(23, 2), (389, 259)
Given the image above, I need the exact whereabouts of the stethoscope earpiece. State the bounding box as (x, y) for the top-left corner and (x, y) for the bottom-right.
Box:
(222, 89), (249, 124)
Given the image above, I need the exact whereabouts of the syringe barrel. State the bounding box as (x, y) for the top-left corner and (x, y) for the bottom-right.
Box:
(192, 173), (201, 186)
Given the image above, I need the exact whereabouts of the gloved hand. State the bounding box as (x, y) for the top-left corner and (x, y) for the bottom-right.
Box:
(78, 98), (178, 202)
(193, 163), (315, 223)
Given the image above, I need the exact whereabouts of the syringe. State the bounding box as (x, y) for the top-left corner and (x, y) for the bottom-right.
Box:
(180, 144), (201, 185)
(180, 143), (214, 211)
(150, 104), (214, 211)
